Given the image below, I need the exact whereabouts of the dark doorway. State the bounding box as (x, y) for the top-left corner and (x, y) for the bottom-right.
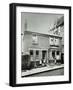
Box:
(56, 51), (59, 55)
(61, 53), (64, 64)
(42, 51), (47, 59)
(52, 50), (55, 59)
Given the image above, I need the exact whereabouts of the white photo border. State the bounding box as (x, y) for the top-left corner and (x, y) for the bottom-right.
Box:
(16, 6), (70, 84)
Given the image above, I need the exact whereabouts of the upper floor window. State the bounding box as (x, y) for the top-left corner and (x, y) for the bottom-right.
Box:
(49, 37), (54, 45)
(49, 37), (59, 46)
(32, 34), (38, 45)
(54, 38), (59, 46)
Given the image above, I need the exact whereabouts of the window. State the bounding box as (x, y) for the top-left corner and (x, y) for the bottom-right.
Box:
(36, 50), (39, 55)
(54, 38), (59, 46)
(32, 34), (38, 44)
(30, 50), (33, 55)
(49, 37), (54, 45)
(56, 51), (59, 55)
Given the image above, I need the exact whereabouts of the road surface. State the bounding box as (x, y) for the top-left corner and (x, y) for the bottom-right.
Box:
(28, 68), (64, 77)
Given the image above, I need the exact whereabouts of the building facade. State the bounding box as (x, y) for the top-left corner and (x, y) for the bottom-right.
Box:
(21, 16), (64, 70)
(22, 31), (63, 70)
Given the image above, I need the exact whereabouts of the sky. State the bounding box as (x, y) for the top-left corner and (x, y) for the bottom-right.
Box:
(21, 12), (63, 34)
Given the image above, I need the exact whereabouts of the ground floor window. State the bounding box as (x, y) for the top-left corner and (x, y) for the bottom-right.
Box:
(36, 50), (39, 55)
(49, 49), (62, 65)
(56, 51), (60, 55)
(30, 50), (33, 55)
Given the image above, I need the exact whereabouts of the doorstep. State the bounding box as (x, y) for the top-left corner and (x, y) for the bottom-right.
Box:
(22, 64), (64, 77)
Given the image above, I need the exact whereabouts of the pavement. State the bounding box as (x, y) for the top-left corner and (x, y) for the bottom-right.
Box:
(22, 64), (64, 77)
(27, 68), (64, 77)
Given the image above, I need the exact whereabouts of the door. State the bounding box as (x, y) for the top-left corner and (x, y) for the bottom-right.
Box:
(42, 51), (47, 59)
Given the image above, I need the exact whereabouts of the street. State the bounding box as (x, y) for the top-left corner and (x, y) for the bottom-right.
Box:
(28, 68), (64, 77)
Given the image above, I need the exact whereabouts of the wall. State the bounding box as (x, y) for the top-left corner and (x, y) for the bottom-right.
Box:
(22, 31), (62, 54)
(22, 32), (50, 54)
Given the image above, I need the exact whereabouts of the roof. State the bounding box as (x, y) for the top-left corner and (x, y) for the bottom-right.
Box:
(50, 16), (64, 31)
(57, 16), (64, 27)
(24, 31), (62, 38)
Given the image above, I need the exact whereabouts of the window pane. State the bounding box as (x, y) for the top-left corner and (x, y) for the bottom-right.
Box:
(30, 50), (33, 55)
(36, 50), (39, 55)
(32, 34), (38, 44)
(57, 51), (59, 55)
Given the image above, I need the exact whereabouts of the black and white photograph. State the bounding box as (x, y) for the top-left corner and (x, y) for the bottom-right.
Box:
(10, 3), (71, 86)
(21, 13), (64, 77)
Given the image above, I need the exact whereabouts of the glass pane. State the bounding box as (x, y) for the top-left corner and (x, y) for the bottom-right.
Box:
(30, 50), (33, 55)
